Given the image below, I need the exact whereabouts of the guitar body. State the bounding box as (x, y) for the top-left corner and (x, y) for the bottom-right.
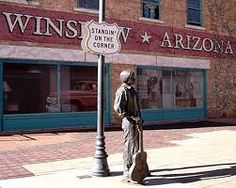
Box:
(129, 150), (149, 183)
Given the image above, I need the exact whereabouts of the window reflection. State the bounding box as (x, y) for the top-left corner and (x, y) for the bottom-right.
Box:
(143, 0), (160, 20)
(137, 69), (162, 109)
(59, 66), (97, 112)
(162, 70), (174, 108)
(175, 71), (203, 108)
(4, 64), (56, 114)
(137, 68), (203, 110)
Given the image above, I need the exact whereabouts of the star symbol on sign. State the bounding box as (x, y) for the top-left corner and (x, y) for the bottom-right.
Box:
(140, 32), (152, 44)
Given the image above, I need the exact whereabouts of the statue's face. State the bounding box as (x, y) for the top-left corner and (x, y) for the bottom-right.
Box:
(128, 74), (135, 85)
(120, 70), (135, 85)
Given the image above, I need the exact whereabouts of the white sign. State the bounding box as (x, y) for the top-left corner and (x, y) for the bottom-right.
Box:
(81, 20), (122, 55)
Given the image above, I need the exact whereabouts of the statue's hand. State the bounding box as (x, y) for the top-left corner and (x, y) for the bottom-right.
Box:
(132, 116), (143, 131)
(131, 116), (141, 123)
(136, 123), (143, 131)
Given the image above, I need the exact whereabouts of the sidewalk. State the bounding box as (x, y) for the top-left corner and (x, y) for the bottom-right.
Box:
(0, 119), (236, 187)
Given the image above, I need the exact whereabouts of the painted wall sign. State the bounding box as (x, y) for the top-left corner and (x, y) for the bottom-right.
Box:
(0, 4), (235, 59)
(160, 32), (233, 54)
(81, 20), (121, 55)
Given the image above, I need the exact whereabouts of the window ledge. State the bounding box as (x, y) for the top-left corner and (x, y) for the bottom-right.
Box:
(74, 7), (99, 15)
(0, 0), (39, 5)
(138, 17), (164, 24)
(185, 24), (205, 31)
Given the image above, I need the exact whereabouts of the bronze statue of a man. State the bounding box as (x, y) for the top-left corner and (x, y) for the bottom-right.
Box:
(114, 69), (143, 182)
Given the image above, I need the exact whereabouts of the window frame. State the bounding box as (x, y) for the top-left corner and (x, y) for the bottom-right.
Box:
(0, 0), (39, 5)
(136, 66), (205, 110)
(77, 0), (99, 11)
(136, 65), (207, 122)
(0, 59), (111, 131)
(187, 0), (202, 26)
(142, 0), (161, 20)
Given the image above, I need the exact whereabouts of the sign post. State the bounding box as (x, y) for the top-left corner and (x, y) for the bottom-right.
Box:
(81, 0), (121, 177)
(92, 52), (110, 177)
(92, 0), (109, 177)
(92, 0), (110, 176)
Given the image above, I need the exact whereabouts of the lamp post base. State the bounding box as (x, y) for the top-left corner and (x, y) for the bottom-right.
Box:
(92, 157), (110, 177)
(91, 135), (110, 177)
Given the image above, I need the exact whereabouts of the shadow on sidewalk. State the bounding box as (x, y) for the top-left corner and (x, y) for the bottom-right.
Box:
(81, 163), (236, 186)
(143, 162), (236, 186)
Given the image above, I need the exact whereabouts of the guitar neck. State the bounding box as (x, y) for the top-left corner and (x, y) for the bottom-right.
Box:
(138, 129), (144, 152)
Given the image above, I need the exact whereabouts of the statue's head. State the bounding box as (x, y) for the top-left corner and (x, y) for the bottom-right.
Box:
(120, 69), (135, 85)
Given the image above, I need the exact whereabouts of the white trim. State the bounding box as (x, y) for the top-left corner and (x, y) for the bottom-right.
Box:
(185, 24), (205, 31)
(0, 45), (86, 62)
(74, 7), (99, 15)
(0, 44), (210, 69)
(108, 53), (210, 69)
(138, 17), (164, 24)
(0, 0), (39, 5)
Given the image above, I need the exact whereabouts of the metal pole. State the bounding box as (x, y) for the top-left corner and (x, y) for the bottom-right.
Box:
(92, 0), (110, 177)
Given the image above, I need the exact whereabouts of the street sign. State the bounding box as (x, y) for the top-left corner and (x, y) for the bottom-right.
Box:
(81, 20), (121, 55)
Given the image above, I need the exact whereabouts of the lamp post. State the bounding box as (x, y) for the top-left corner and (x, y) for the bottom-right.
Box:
(91, 0), (110, 177)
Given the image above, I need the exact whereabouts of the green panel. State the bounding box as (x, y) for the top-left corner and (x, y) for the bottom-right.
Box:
(4, 112), (110, 131)
(142, 108), (205, 122)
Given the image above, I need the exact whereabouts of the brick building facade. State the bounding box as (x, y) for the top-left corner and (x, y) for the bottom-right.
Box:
(0, 0), (235, 132)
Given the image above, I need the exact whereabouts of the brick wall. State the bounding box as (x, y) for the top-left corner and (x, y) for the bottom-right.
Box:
(1, 0), (235, 34)
(0, 0), (235, 121)
(106, 0), (141, 21)
(208, 58), (236, 118)
(204, 0), (236, 36)
(204, 0), (236, 118)
(162, 0), (187, 28)
(40, 0), (75, 11)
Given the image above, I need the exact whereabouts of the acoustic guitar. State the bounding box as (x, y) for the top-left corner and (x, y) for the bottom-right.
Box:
(128, 126), (149, 183)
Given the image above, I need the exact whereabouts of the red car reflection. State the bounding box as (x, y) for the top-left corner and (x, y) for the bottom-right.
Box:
(46, 81), (97, 112)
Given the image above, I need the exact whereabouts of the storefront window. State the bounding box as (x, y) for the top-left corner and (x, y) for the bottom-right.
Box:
(4, 63), (98, 114)
(59, 66), (97, 112)
(175, 71), (203, 108)
(4, 63), (56, 114)
(162, 70), (174, 108)
(137, 68), (162, 109)
(137, 67), (203, 110)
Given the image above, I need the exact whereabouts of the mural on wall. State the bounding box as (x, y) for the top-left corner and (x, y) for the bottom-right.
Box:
(208, 0), (236, 117)
(0, 3), (235, 59)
